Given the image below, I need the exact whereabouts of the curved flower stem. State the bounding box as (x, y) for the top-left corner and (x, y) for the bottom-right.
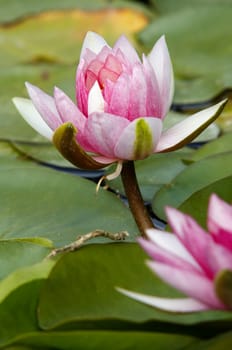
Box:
(121, 161), (155, 238)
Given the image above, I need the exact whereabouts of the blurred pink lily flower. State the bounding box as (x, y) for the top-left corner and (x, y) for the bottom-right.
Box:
(118, 194), (232, 312)
(13, 32), (226, 171)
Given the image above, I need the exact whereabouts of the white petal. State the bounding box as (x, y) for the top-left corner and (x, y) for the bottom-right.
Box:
(80, 31), (109, 59)
(156, 100), (227, 152)
(117, 288), (209, 312)
(12, 97), (53, 140)
(146, 228), (200, 269)
(88, 81), (105, 115)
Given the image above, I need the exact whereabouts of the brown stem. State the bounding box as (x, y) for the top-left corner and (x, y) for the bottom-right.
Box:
(121, 161), (154, 238)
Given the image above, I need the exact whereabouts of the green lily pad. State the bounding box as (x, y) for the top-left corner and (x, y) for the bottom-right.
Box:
(189, 132), (232, 162)
(0, 259), (54, 303)
(0, 142), (138, 246)
(4, 346), (36, 350)
(0, 243), (231, 349)
(0, 280), (42, 347)
(38, 243), (232, 331)
(0, 0), (109, 24)
(187, 330), (232, 350)
(150, 0), (229, 14)
(107, 149), (191, 201)
(139, 5), (232, 102)
(13, 330), (197, 350)
(0, 240), (51, 282)
(152, 151), (232, 220)
(0, 8), (147, 67)
(9, 141), (75, 167)
(179, 176), (232, 228)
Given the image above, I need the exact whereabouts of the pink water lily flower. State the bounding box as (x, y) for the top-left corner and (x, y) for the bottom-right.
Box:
(118, 194), (232, 312)
(13, 32), (226, 170)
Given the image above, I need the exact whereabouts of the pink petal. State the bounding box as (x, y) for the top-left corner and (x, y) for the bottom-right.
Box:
(147, 36), (174, 118)
(156, 100), (227, 152)
(166, 207), (232, 278)
(79, 48), (96, 69)
(76, 62), (88, 116)
(25, 82), (62, 130)
(12, 97), (53, 140)
(95, 45), (112, 62)
(84, 112), (129, 157)
(142, 55), (162, 118)
(148, 261), (224, 309)
(54, 87), (86, 133)
(117, 288), (210, 312)
(144, 229), (202, 270)
(208, 194), (232, 250)
(114, 117), (162, 160)
(128, 64), (148, 121)
(106, 73), (130, 118)
(139, 238), (202, 273)
(80, 31), (109, 59)
(92, 155), (118, 164)
(113, 35), (140, 65)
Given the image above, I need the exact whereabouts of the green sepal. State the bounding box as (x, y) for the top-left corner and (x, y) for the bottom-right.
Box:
(215, 269), (232, 309)
(53, 122), (107, 170)
(133, 119), (153, 159)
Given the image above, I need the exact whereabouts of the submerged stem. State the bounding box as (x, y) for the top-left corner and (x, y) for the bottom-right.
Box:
(121, 161), (154, 238)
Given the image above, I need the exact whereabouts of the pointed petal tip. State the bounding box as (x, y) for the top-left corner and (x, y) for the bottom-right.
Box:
(80, 31), (109, 58)
(25, 81), (37, 92)
(157, 34), (166, 44)
(156, 99), (227, 153)
(12, 97), (53, 140)
(25, 81), (33, 92)
(88, 81), (105, 115)
(117, 287), (209, 312)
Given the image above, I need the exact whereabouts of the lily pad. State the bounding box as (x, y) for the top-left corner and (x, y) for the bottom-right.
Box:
(0, 280), (42, 347)
(0, 240), (51, 282)
(38, 243), (232, 331)
(187, 330), (232, 350)
(107, 149), (191, 201)
(13, 331), (197, 350)
(189, 132), (232, 162)
(0, 0), (109, 24)
(178, 176), (232, 229)
(152, 151), (232, 220)
(139, 5), (232, 102)
(0, 8), (148, 67)
(0, 142), (138, 246)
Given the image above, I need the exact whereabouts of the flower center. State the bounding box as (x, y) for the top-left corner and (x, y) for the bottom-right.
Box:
(85, 54), (123, 91)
